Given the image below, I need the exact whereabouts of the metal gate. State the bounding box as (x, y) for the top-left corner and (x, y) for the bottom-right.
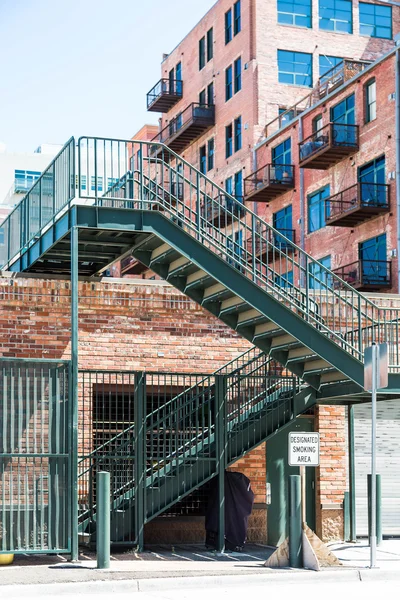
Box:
(0, 359), (71, 554)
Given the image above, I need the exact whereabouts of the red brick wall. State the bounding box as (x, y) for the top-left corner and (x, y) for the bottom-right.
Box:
(255, 52), (398, 292)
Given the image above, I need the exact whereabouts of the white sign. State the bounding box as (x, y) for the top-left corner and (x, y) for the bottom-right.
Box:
(288, 432), (320, 466)
(364, 343), (388, 392)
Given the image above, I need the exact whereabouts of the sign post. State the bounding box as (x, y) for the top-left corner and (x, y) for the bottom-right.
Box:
(364, 343), (388, 569)
(289, 432), (320, 528)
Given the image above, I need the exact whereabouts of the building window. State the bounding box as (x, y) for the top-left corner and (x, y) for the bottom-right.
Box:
(199, 36), (206, 70)
(208, 138), (215, 171)
(234, 170), (243, 199)
(225, 9), (232, 44)
(176, 112), (183, 130)
(319, 0), (352, 34)
(14, 169), (41, 192)
(272, 138), (292, 166)
(207, 82), (214, 105)
(359, 2), (392, 39)
(91, 176), (103, 192)
(312, 114), (323, 136)
(277, 0), (312, 28)
(319, 55), (342, 78)
(225, 176), (233, 195)
(277, 50), (312, 87)
(331, 93), (355, 124)
(200, 145), (207, 174)
(365, 79), (377, 123)
(308, 185), (330, 232)
(226, 124), (233, 158)
(226, 65), (233, 101)
(275, 270), (294, 288)
(234, 1), (241, 35)
(309, 255), (331, 289)
(199, 89), (206, 105)
(234, 116), (242, 152)
(359, 156), (386, 204)
(359, 234), (387, 283)
(273, 205), (293, 243)
(207, 27), (214, 61)
(175, 62), (182, 94)
(234, 57), (242, 93)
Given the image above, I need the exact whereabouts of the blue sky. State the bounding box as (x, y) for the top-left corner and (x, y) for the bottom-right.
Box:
(0, 0), (216, 151)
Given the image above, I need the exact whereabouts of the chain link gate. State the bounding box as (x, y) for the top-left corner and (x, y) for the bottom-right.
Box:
(0, 359), (72, 554)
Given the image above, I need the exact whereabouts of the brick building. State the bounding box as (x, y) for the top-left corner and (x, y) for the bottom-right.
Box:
(130, 0), (400, 540)
(146, 0), (398, 212)
(250, 49), (398, 294)
(2, 0), (400, 553)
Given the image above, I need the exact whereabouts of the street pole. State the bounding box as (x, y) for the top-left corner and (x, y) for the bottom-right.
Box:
(370, 344), (377, 569)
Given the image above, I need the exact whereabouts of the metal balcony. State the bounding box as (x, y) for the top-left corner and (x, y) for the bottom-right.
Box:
(120, 255), (148, 276)
(151, 103), (215, 155)
(299, 123), (359, 169)
(147, 79), (183, 112)
(333, 260), (392, 291)
(247, 227), (296, 263)
(244, 164), (295, 202)
(203, 194), (245, 228)
(325, 182), (390, 227)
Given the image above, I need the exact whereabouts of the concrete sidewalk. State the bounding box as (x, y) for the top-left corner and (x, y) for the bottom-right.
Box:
(0, 540), (399, 587)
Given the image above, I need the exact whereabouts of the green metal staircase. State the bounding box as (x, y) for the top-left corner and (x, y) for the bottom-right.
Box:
(1, 135), (400, 549)
(1, 136), (400, 401)
(78, 348), (303, 545)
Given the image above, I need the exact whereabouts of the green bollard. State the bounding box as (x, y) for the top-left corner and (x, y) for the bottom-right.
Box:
(97, 471), (110, 569)
(368, 474), (382, 546)
(289, 475), (302, 568)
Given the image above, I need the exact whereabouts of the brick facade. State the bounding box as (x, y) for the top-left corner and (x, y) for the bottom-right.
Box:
(255, 50), (398, 293)
(151, 0), (398, 192)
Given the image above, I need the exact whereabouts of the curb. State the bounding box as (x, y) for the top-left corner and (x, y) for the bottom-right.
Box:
(1, 567), (400, 596)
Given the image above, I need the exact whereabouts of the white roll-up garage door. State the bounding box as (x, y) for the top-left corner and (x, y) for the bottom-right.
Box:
(354, 400), (400, 536)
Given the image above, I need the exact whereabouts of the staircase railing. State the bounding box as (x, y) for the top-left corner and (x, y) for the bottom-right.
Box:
(77, 349), (272, 521)
(76, 137), (400, 370)
(2, 135), (399, 370)
(78, 356), (296, 532)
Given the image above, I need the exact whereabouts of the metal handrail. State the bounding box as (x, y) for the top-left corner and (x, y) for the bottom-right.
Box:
(75, 136), (400, 369)
(244, 163), (295, 197)
(3, 134), (400, 370)
(146, 78), (183, 109)
(325, 182), (390, 221)
(77, 348), (270, 463)
(333, 260), (392, 285)
(299, 122), (359, 149)
(151, 103), (215, 144)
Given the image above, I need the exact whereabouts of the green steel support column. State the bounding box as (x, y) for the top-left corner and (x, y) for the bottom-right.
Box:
(97, 471), (110, 569)
(215, 375), (227, 553)
(134, 372), (146, 551)
(348, 405), (356, 542)
(289, 474), (302, 568)
(70, 225), (79, 561)
(368, 474), (382, 546)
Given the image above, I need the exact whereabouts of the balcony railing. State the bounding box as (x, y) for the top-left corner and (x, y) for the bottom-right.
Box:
(247, 227), (296, 262)
(244, 164), (295, 202)
(203, 194), (245, 228)
(265, 60), (369, 137)
(333, 260), (392, 291)
(147, 78), (183, 112)
(299, 122), (359, 169)
(318, 60), (369, 98)
(151, 103), (215, 155)
(325, 182), (390, 227)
